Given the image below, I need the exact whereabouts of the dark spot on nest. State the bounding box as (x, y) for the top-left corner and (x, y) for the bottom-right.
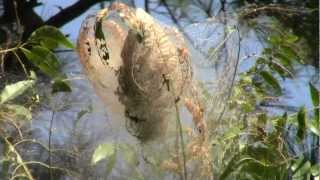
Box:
(136, 32), (143, 43)
(125, 110), (145, 123)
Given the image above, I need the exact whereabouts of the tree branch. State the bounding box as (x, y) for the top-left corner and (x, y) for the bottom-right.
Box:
(45, 0), (108, 27)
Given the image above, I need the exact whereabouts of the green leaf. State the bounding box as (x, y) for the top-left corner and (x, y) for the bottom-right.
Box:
(275, 113), (287, 134)
(259, 71), (282, 95)
(286, 34), (299, 43)
(257, 113), (267, 127)
(279, 45), (302, 64)
(21, 47), (71, 93)
(21, 46), (62, 79)
(309, 83), (319, 125)
(292, 156), (307, 174)
(274, 52), (294, 73)
(297, 107), (307, 142)
(51, 80), (72, 94)
(92, 143), (115, 164)
(29, 25), (74, 49)
(269, 59), (294, 78)
(219, 155), (258, 180)
(268, 35), (282, 45)
(309, 83), (319, 107)
(0, 79), (35, 104)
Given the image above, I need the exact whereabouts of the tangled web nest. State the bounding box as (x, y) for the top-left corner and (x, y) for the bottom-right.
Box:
(77, 2), (241, 178)
(77, 3), (205, 141)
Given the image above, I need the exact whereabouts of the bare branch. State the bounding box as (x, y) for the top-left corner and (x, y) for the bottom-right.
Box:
(46, 0), (109, 27)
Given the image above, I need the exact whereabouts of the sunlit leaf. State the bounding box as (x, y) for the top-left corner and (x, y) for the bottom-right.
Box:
(92, 143), (115, 164)
(0, 79), (35, 104)
(259, 71), (282, 95)
(297, 107), (307, 142)
(29, 25), (74, 49)
(286, 34), (299, 43)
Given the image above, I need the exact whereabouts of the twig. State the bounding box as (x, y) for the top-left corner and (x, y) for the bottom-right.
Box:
(239, 4), (313, 19)
(0, 47), (19, 54)
(145, 0), (149, 12)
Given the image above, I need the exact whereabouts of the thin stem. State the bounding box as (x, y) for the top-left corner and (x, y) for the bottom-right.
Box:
(4, 137), (34, 180)
(10, 161), (74, 180)
(12, 51), (28, 77)
(13, 139), (79, 157)
(0, 47), (19, 54)
(0, 118), (23, 140)
(13, 0), (23, 43)
(49, 110), (55, 180)
(164, 76), (187, 179)
(174, 102), (188, 180)
(0, 43), (26, 54)
(216, 26), (241, 124)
